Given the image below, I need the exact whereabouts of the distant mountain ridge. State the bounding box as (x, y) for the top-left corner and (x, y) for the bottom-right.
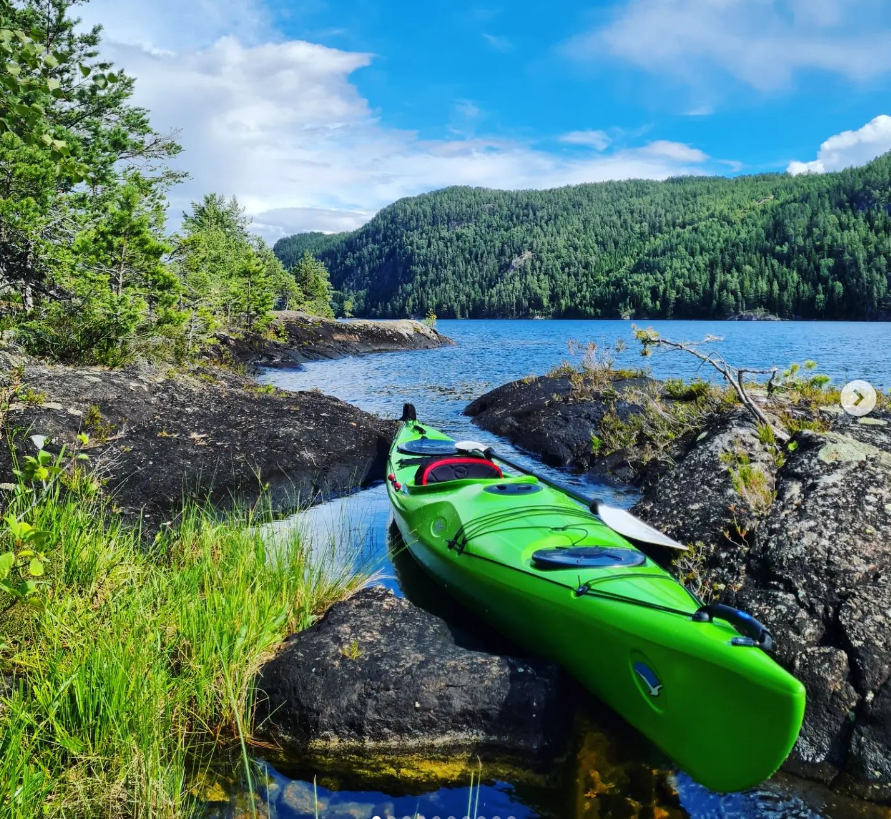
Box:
(273, 153), (891, 320)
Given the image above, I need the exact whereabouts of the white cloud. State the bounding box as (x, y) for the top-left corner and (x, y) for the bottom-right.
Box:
(787, 115), (891, 174)
(566, 0), (891, 92)
(559, 130), (611, 150)
(76, 0), (273, 51)
(252, 207), (372, 240)
(639, 139), (708, 163)
(92, 3), (722, 242)
(482, 32), (514, 52)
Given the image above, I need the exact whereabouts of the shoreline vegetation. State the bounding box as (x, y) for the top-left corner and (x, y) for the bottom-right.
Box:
(1, 438), (374, 818)
(0, 1), (338, 371)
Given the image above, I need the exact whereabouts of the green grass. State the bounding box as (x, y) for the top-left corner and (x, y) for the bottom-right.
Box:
(0, 478), (373, 818)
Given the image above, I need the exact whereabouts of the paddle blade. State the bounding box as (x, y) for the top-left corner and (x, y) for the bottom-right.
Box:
(592, 501), (688, 550)
(455, 441), (491, 455)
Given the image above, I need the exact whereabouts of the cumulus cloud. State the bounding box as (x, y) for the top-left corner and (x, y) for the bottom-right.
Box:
(787, 115), (891, 175)
(559, 130), (611, 150)
(565, 0), (891, 92)
(93, 4), (722, 242)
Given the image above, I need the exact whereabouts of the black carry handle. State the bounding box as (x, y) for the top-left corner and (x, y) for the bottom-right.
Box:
(694, 603), (773, 651)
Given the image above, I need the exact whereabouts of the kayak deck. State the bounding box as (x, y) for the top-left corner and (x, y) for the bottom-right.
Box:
(386, 418), (805, 793)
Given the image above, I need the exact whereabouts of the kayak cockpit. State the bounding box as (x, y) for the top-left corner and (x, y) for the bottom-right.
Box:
(415, 456), (503, 485)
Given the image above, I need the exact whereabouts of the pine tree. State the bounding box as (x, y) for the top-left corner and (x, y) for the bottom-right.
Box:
(291, 252), (333, 317)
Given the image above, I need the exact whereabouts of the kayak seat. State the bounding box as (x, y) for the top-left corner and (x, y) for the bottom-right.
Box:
(416, 456), (503, 485)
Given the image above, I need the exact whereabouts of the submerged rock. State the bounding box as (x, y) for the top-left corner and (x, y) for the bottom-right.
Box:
(2, 362), (394, 527)
(255, 586), (569, 758)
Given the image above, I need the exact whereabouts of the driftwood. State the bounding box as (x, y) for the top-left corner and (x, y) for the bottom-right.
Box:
(634, 328), (789, 443)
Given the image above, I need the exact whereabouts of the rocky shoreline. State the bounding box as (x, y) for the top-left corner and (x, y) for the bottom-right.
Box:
(465, 372), (666, 483)
(2, 361), (394, 530)
(6, 320), (890, 805)
(462, 369), (891, 801)
(635, 408), (891, 801)
(0, 314), (451, 528)
(210, 311), (454, 370)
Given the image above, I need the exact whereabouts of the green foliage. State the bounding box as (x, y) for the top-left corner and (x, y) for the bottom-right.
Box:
(82, 404), (115, 442)
(664, 378), (712, 401)
(594, 377), (732, 462)
(273, 231), (346, 268)
(671, 542), (726, 603)
(0, 472), (372, 816)
(0, 4), (119, 176)
(720, 447), (774, 512)
(342, 638), (364, 660)
(546, 340), (643, 393)
(0, 0), (185, 364)
(290, 251), (334, 317)
(277, 154), (891, 320)
(0, 432), (91, 616)
(0, 3), (332, 367)
(424, 308), (437, 328)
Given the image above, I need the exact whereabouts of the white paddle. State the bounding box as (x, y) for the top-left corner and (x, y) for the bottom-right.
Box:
(454, 440), (687, 551)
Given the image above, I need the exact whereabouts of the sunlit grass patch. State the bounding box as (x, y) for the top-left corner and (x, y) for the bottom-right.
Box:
(0, 464), (373, 818)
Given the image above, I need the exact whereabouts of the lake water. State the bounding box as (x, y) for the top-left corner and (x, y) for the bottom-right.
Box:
(229, 320), (891, 819)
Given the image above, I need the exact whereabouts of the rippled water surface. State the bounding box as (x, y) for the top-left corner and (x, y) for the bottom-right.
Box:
(228, 320), (891, 819)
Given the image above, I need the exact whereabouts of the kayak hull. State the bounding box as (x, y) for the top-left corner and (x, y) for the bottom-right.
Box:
(387, 421), (805, 793)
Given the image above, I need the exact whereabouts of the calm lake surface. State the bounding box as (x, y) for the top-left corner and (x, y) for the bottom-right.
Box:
(233, 320), (891, 819)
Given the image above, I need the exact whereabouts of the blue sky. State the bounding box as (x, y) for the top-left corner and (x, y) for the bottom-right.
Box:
(79, 0), (891, 240)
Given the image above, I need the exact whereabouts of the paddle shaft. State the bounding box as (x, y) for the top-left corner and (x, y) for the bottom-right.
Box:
(483, 447), (598, 512)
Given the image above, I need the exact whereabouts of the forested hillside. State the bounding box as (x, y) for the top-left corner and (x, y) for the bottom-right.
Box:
(275, 156), (891, 320)
(274, 231), (348, 269)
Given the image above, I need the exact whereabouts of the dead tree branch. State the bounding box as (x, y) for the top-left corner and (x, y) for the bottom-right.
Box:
(633, 328), (789, 442)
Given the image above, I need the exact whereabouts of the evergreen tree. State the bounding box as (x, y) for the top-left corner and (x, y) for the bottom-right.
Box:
(291, 252), (333, 317)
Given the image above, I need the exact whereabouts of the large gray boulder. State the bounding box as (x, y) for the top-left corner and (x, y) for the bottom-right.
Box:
(465, 373), (662, 481)
(254, 587), (569, 757)
(634, 409), (780, 597)
(2, 361), (394, 528)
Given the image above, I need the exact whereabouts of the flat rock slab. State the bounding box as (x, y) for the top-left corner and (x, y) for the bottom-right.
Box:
(3, 362), (395, 528)
(212, 312), (454, 369)
(255, 587), (569, 757)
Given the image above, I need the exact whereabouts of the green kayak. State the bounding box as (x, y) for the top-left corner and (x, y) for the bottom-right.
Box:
(386, 409), (805, 793)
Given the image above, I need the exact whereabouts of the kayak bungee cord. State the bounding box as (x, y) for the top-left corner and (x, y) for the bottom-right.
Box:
(444, 505), (705, 618)
(448, 505), (603, 553)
